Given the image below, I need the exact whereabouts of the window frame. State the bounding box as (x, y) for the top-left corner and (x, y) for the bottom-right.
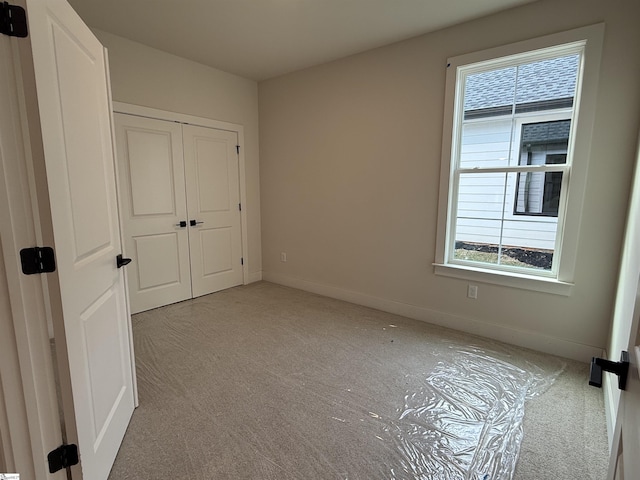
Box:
(434, 24), (605, 295)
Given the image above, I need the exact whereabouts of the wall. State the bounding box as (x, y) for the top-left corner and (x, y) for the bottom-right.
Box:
(94, 30), (262, 281)
(259, 0), (640, 361)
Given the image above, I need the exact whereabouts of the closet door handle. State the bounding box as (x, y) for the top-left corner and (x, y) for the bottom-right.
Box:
(175, 221), (187, 228)
(190, 219), (204, 226)
(116, 254), (132, 269)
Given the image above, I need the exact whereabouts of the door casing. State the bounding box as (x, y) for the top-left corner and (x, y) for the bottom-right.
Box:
(0, 4), (69, 478)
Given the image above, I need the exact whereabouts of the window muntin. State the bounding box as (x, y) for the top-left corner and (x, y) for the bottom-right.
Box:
(447, 48), (583, 276)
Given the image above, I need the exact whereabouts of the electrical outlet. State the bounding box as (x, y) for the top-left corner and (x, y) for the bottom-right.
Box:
(467, 284), (478, 299)
(280, 252), (287, 262)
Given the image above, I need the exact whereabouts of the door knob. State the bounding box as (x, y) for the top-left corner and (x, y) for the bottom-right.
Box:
(175, 221), (187, 228)
(116, 254), (132, 269)
(190, 219), (204, 226)
(589, 351), (629, 390)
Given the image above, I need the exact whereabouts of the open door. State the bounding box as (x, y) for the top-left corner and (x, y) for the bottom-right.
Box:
(607, 131), (640, 479)
(23, 0), (136, 478)
(608, 297), (640, 479)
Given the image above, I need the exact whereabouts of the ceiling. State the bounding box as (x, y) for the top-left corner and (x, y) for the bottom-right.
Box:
(67, 0), (538, 81)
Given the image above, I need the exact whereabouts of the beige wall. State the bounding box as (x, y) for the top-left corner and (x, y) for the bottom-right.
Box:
(259, 0), (640, 360)
(94, 30), (262, 279)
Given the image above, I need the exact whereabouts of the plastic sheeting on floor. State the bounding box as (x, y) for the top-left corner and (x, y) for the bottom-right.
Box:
(109, 284), (583, 480)
(386, 345), (561, 479)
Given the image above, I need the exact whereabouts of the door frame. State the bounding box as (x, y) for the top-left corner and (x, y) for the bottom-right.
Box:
(0, 21), (66, 480)
(112, 102), (250, 286)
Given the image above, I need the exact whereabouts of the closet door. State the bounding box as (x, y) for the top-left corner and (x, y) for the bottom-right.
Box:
(114, 114), (192, 313)
(183, 125), (244, 297)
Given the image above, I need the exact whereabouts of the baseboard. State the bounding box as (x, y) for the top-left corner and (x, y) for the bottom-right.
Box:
(247, 271), (263, 284)
(264, 272), (602, 363)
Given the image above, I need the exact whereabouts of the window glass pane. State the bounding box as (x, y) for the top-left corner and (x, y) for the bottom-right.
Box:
(464, 67), (516, 119)
(519, 120), (570, 166)
(459, 120), (513, 169)
(462, 54), (579, 120)
(515, 55), (579, 112)
(515, 119), (569, 217)
(514, 171), (564, 216)
(497, 246), (554, 271)
(454, 172), (556, 271)
(454, 172), (507, 265)
(457, 172), (509, 221)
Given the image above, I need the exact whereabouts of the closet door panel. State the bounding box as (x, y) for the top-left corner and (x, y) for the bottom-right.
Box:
(183, 125), (243, 297)
(115, 114), (192, 313)
(200, 227), (234, 275)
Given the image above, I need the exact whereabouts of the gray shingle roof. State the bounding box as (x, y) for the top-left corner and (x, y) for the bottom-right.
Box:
(521, 119), (571, 145)
(463, 54), (579, 112)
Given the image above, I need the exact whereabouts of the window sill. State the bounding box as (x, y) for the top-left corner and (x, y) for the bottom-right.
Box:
(433, 263), (573, 296)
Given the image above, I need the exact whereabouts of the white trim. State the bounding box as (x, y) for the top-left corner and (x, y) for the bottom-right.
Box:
(264, 272), (600, 362)
(458, 164), (569, 175)
(433, 263), (573, 295)
(435, 23), (605, 288)
(111, 102), (251, 285)
(113, 102), (242, 132)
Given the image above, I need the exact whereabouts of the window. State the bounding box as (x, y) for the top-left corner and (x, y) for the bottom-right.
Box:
(435, 26), (604, 294)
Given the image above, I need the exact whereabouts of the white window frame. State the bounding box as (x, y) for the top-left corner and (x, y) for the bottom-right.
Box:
(434, 24), (605, 296)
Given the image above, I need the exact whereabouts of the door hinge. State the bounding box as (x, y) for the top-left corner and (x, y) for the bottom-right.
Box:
(0, 2), (28, 38)
(47, 444), (79, 473)
(20, 246), (56, 275)
(241, 257), (244, 265)
(239, 203), (242, 211)
(236, 145), (240, 154)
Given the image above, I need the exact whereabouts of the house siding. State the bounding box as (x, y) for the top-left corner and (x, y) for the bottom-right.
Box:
(457, 119), (559, 250)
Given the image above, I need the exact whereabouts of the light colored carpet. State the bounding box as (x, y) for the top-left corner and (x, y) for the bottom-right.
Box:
(108, 282), (608, 479)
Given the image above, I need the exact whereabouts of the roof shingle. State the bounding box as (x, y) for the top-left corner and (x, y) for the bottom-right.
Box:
(464, 54), (579, 112)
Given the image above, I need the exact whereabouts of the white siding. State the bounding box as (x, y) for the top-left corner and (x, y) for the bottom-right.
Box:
(456, 119), (558, 251)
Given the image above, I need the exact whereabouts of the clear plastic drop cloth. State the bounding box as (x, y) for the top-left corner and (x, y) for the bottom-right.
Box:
(385, 345), (562, 480)
(115, 285), (572, 480)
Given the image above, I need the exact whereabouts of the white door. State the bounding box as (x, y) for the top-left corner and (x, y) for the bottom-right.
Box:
(607, 133), (640, 479)
(114, 114), (192, 314)
(608, 299), (640, 480)
(183, 125), (243, 297)
(27, 1), (135, 479)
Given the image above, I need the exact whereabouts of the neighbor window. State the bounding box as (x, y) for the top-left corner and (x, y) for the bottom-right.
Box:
(514, 120), (570, 217)
(434, 26), (604, 294)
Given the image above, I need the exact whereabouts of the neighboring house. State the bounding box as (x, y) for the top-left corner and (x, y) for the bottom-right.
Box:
(455, 54), (578, 254)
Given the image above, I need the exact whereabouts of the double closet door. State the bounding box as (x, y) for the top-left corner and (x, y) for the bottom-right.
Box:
(115, 113), (243, 314)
